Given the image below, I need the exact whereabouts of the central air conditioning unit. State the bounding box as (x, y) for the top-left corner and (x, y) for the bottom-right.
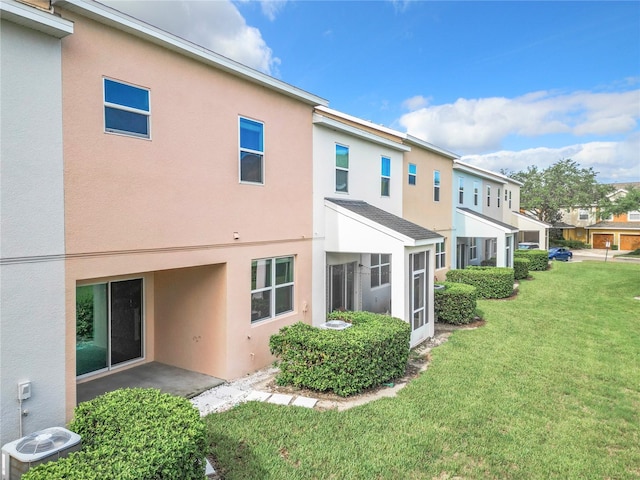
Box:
(318, 320), (352, 330)
(1, 427), (81, 480)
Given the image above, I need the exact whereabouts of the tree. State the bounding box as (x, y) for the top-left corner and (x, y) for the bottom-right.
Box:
(599, 185), (640, 220)
(511, 159), (612, 224)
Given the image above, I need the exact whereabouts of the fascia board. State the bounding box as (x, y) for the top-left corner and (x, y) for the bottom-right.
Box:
(315, 105), (403, 138)
(1, 0), (74, 37)
(314, 115), (410, 152)
(53, 0), (327, 106)
(512, 211), (551, 228)
(454, 160), (513, 185)
(403, 134), (460, 160)
(456, 208), (518, 234)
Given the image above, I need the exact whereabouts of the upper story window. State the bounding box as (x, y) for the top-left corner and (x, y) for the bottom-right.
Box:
(487, 186), (491, 207)
(239, 117), (264, 184)
(370, 254), (390, 288)
(458, 177), (464, 204)
(408, 163), (417, 185)
(497, 188), (501, 208)
(433, 170), (441, 202)
(628, 211), (640, 221)
(104, 78), (150, 139)
(508, 190), (512, 209)
(381, 157), (391, 197)
(251, 256), (294, 323)
(335, 144), (349, 193)
(473, 181), (479, 206)
(579, 209), (589, 220)
(435, 241), (446, 269)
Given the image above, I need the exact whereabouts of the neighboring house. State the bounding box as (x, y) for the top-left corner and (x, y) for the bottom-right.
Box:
(559, 183), (640, 249)
(312, 107), (443, 346)
(0, 0), (73, 447)
(401, 135), (458, 281)
(452, 161), (519, 268)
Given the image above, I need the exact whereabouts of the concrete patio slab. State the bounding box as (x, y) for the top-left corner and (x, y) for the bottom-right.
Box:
(292, 396), (318, 408)
(245, 391), (271, 402)
(267, 393), (293, 405)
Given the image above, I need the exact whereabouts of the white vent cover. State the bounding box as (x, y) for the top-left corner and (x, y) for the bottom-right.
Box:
(318, 320), (352, 331)
(3, 427), (81, 463)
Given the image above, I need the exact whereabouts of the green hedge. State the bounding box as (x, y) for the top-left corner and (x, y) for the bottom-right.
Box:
(514, 249), (549, 271)
(551, 239), (588, 249)
(446, 266), (515, 299)
(23, 389), (207, 480)
(269, 312), (410, 397)
(514, 257), (530, 280)
(434, 282), (477, 325)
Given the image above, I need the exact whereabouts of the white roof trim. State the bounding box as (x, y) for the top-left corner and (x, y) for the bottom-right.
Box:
(315, 105), (403, 138)
(1, 0), (74, 37)
(314, 114), (411, 152)
(456, 208), (518, 234)
(403, 134), (460, 159)
(53, 0), (327, 106)
(512, 211), (551, 228)
(454, 159), (523, 186)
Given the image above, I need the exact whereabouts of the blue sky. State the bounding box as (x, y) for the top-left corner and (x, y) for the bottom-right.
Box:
(102, 0), (640, 183)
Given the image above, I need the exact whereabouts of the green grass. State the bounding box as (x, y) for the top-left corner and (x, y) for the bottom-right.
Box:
(205, 262), (640, 479)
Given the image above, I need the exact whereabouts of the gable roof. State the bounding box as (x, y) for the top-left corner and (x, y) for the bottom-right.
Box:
(325, 198), (442, 242)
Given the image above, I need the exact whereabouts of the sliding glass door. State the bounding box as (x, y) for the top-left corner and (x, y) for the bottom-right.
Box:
(76, 278), (143, 377)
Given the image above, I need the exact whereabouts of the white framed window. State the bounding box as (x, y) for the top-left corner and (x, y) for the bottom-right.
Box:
(458, 177), (464, 204)
(628, 211), (640, 221)
(370, 253), (390, 288)
(497, 188), (501, 208)
(239, 117), (264, 184)
(473, 181), (479, 206)
(408, 163), (417, 185)
(487, 186), (491, 207)
(103, 78), (150, 138)
(335, 144), (349, 193)
(508, 190), (512, 209)
(469, 243), (477, 260)
(434, 170), (441, 202)
(381, 157), (391, 197)
(436, 240), (446, 269)
(251, 256), (294, 323)
(579, 209), (589, 221)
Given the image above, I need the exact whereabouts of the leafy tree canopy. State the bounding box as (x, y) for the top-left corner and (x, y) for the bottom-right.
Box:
(511, 159), (612, 224)
(599, 185), (640, 220)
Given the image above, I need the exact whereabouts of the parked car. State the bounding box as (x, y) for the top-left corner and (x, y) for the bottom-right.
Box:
(518, 242), (540, 250)
(548, 247), (573, 261)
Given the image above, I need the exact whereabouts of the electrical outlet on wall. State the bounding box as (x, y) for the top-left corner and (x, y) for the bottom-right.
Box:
(18, 382), (31, 400)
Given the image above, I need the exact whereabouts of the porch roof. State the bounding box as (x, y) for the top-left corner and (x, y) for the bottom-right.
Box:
(586, 221), (640, 230)
(325, 198), (442, 249)
(456, 208), (519, 236)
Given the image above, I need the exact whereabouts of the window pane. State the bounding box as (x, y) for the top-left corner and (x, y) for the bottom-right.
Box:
(381, 157), (391, 176)
(251, 291), (271, 322)
(240, 118), (263, 151)
(251, 259), (272, 290)
(413, 252), (425, 270)
(371, 270), (379, 288)
(336, 169), (348, 192)
(371, 254), (380, 266)
(336, 145), (349, 168)
(381, 254), (390, 264)
(104, 79), (149, 111)
(275, 285), (293, 315)
(105, 107), (149, 137)
(76, 284), (108, 376)
(381, 177), (390, 197)
(434, 171), (440, 186)
(381, 264), (390, 285)
(409, 163), (417, 175)
(275, 257), (293, 285)
(240, 152), (263, 183)
(434, 186), (440, 202)
(408, 175), (416, 186)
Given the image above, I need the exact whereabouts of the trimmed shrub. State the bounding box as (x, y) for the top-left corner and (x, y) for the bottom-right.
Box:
(551, 239), (589, 249)
(23, 388), (207, 480)
(446, 266), (515, 299)
(514, 249), (549, 271)
(270, 312), (410, 397)
(513, 257), (530, 280)
(434, 282), (477, 325)
(480, 257), (497, 266)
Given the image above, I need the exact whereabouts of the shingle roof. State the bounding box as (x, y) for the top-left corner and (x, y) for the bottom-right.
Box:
(587, 221), (640, 230)
(326, 198), (442, 241)
(457, 208), (519, 232)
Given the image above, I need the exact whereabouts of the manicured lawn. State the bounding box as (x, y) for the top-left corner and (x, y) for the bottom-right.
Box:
(205, 261), (640, 479)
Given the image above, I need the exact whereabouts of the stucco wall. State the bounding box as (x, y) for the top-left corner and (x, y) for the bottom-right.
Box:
(0, 19), (67, 445)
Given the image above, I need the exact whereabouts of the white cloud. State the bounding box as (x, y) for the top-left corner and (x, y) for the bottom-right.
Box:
(402, 95), (429, 111)
(461, 134), (640, 183)
(399, 89), (640, 155)
(100, 0), (279, 74)
(259, 0), (288, 21)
